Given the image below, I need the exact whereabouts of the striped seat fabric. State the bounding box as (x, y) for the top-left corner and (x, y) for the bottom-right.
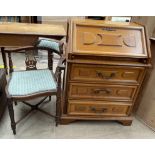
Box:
(8, 69), (57, 96)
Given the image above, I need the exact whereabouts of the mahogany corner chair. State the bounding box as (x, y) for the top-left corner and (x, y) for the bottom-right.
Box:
(4, 38), (65, 135)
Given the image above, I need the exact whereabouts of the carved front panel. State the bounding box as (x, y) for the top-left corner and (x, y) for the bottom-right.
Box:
(70, 64), (144, 84)
(68, 101), (131, 116)
(73, 25), (147, 57)
(69, 83), (137, 101)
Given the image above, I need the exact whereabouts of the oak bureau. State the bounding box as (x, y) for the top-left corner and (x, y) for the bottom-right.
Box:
(60, 19), (152, 125)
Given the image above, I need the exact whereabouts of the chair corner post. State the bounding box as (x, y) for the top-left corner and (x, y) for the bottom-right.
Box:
(7, 98), (16, 135)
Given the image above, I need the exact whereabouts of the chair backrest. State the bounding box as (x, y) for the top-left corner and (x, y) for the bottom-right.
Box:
(4, 38), (64, 74)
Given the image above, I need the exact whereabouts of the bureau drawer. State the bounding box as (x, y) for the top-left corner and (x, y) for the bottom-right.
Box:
(73, 22), (147, 57)
(69, 83), (137, 101)
(68, 100), (131, 116)
(70, 64), (144, 84)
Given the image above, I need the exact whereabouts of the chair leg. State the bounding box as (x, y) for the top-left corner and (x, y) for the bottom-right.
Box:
(49, 96), (51, 101)
(56, 121), (58, 127)
(1, 47), (8, 74)
(55, 94), (61, 126)
(7, 99), (16, 135)
(55, 68), (62, 126)
(14, 101), (18, 106)
(55, 115), (59, 127)
(55, 101), (58, 126)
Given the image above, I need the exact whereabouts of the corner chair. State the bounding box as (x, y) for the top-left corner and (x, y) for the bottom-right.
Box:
(4, 38), (66, 134)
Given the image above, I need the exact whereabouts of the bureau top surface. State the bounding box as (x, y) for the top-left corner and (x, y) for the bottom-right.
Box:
(71, 19), (143, 28)
(0, 22), (66, 36)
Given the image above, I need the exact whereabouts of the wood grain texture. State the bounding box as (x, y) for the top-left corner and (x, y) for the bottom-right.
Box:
(0, 22), (66, 36)
(70, 64), (145, 84)
(70, 19), (147, 58)
(68, 100), (131, 116)
(68, 83), (137, 101)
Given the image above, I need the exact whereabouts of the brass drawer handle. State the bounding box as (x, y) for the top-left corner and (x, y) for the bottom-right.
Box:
(93, 88), (111, 95)
(96, 71), (115, 79)
(90, 107), (107, 113)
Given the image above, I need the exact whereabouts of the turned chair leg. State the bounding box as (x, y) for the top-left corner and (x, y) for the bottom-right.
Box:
(55, 116), (59, 127)
(1, 47), (8, 74)
(55, 94), (61, 127)
(14, 101), (18, 106)
(55, 67), (62, 126)
(7, 99), (16, 135)
(55, 100), (59, 126)
(55, 96), (59, 126)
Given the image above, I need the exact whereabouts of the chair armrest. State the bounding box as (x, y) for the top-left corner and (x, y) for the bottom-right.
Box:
(35, 37), (65, 55)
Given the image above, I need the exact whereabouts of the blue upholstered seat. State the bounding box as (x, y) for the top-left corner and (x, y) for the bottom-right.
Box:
(36, 38), (60, 52)
(8, 69), (57, 96)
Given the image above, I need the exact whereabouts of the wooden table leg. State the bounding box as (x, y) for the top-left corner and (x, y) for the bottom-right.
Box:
(1, 47), (8, 74)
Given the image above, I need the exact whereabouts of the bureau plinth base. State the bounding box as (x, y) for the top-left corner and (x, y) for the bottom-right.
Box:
(118, 120), (133, 126)
(60, 115), (133, 126)
(59, 118), (76, 125)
